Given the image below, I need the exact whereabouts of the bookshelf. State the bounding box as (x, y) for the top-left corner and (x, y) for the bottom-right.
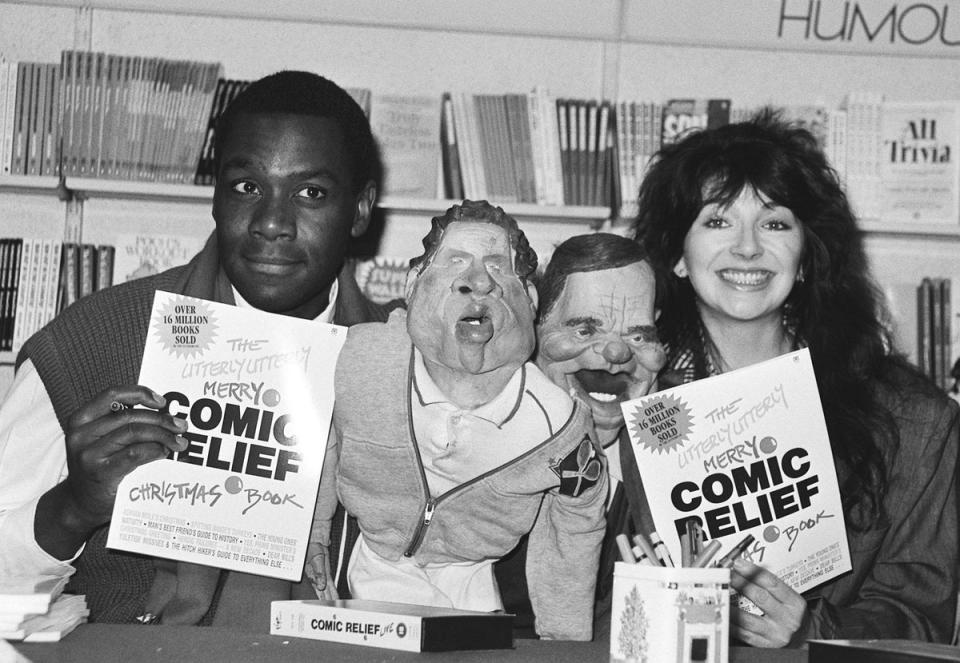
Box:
(1, 0), (960, 397)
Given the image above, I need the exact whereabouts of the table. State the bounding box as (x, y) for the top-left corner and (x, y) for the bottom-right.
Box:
(13, 624), (808, 663)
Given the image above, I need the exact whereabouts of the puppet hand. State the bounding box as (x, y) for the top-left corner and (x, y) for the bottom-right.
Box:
(62, 385), (187, 529)
(730, 558), (808, 648)
(305, 545), (338, 600)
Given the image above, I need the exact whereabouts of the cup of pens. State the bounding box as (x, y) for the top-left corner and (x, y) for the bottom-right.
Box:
(608, 531), (750, 663)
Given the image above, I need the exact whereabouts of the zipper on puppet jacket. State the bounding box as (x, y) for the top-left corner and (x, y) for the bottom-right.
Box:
(402, 402), (581, 557)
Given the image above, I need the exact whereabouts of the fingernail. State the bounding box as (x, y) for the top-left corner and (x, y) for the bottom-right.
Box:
(733, 557), (749, 570)
(174, 418), (189, 431)
(175, 435), (189, 450)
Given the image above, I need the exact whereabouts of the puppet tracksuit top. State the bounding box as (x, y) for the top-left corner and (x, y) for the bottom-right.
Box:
(319, 310), (607, 640)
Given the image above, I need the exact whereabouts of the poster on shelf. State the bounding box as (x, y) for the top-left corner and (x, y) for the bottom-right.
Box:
(106, 291), (346, 580)
(880, 101), (960, 225)
(620, 349), (851, 597)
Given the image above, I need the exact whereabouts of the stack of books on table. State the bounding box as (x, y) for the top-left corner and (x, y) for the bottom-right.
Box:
(0, 576), (88, 642)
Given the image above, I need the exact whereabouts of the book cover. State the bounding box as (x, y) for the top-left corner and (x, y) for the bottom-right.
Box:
(106, 291), (346, 580)
(369, 93), (441, 199)
(620, 349), (851, 596)
(880, 101), (960, 225)
(270, 599), (514, 652)
(112, 232), (205, 284)
(661, 98), (731, 146)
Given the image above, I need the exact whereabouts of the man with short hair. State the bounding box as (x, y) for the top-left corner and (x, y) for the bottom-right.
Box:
(307, 200), (607, 641)
(0, 70), (390, 629)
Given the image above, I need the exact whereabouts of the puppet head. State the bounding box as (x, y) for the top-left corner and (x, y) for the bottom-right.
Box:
(406, 200), (539, 383)
(536, 234), (665, 445)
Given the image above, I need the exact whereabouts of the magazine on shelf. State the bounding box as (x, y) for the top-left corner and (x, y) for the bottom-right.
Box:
(106, 291), (346, 580)
(620, 349), (851, 596)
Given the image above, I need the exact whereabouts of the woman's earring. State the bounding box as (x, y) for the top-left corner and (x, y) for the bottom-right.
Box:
(673, 261), (688, 279)
(795, 268), (805, 283)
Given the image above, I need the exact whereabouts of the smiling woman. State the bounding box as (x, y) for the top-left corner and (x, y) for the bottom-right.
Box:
(633, 109), (959, 648)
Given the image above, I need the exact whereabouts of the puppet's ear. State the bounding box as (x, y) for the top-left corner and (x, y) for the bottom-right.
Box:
(404, 267), (419, 300)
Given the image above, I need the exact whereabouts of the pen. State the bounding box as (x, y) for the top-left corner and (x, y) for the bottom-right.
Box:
(691, 539), (722, 568)
(630, 544), (655, 566)
(690, 521), (704, 556)
(632, 533), (660, 567)
(717, 534), (755, 569)
(649, 532), (675, 568)
(680, 531), (692, 568)
(616, 533), (637, 563)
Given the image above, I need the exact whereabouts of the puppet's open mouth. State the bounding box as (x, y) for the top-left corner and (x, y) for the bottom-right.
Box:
(572, 369), (631, 404)
(455, 304), (494, 344)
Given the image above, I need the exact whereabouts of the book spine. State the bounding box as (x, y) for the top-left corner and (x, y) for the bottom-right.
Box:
(941, 278), (952, 391)
(0, 62), (14, 175)
(918, 278), (932, 379)
(78, 243), (95, 299)
(10, 63), (29, 176)
(58, 242), (78, 314)
(95, 245), (114, 291)
(270, 602), (423, 652)
(440, 92), (463, 200)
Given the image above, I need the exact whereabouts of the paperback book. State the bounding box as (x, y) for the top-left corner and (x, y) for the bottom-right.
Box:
(879, 101), (960, 225)
(106, 291), (346, 580)
(270, 599), (514, 652)
(620, 349), (851, 596)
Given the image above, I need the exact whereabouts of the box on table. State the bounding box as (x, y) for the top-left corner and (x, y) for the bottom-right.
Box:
(270, 599), (513, 652)
(609, 562), (730, 663)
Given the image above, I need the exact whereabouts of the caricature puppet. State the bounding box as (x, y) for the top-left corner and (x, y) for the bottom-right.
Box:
(533, 232), (666, 629)
(307, 201), (607, 641)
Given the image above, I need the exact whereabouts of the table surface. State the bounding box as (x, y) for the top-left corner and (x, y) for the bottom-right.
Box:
(12, 624), (809, 663)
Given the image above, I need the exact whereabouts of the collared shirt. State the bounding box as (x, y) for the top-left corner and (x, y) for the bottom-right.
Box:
(0, 282), (339, 580)
(348, 349), (563, 613)
(411, 349), (549, 495)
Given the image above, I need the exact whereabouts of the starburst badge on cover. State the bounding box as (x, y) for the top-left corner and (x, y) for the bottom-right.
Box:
(628, 393), (693, 455)
(152, 294), (218, 358)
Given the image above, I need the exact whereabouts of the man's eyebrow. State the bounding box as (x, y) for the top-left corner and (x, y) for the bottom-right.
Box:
(626, 324), (657, 334)
(218, 159), (343, 183)
(563, 316), (601, 328)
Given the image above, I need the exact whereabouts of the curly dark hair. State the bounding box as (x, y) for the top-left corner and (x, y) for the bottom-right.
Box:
(634, 108), (916, 531)
(409, 200), (538, 285)
(214, 70), (382, 194)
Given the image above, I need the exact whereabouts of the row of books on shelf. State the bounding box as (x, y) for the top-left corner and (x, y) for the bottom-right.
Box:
(0, 239), (114, 353)
(0, 576), (88, 642)
(2, 51), (959, 225)
(917, 277), (954, 391)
